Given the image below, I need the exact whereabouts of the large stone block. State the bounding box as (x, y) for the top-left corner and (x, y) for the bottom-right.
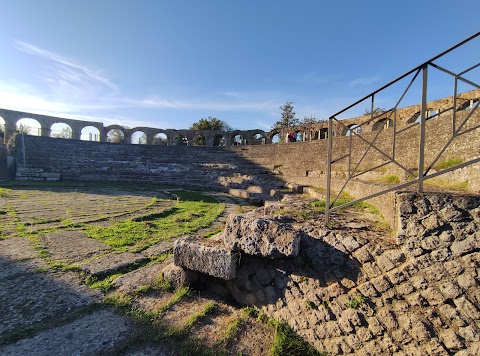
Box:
(173, 236), (238, 280)
(162, 263), (199, 288)
(224, 215), (301, 258)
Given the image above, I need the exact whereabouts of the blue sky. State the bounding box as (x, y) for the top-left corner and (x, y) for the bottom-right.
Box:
(0, 0), (479, 131)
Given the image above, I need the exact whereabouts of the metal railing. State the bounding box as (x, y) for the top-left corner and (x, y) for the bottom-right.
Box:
(325, 32), (480, 224)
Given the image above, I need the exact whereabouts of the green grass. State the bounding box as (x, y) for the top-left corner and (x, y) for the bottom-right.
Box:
(242, 307), (323, 356)
(181, 301), (217, 331)
(344, 293), (366, 309)
(381, 174), (400, 184)
(434, 157), (463, 170)
(86, 199), (224, 251)
(0, 187), (11, 197)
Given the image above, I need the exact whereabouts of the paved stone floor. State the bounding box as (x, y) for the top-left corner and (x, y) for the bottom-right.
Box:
(0, 184), (275, 355)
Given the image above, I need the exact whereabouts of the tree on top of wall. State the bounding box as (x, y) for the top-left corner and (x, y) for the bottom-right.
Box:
(364, 107), (386, 116)
(272, 102), (300, 130)
(190, 117), (232, 146)
(301, 116), (326, 125)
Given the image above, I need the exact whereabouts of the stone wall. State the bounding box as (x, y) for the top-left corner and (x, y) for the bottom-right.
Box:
(202, 192), (480, 355)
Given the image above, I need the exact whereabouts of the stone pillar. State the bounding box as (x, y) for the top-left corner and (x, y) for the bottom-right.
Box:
(40, 127), (51, 137)
(71, 130), (81, 140)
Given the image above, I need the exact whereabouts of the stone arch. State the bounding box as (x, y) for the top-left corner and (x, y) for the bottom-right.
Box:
(106, 127), (126, 144)
(50, 122), (72, 139)
(212, 134), (225, 146)
(81, 126), (101, 141)
(232, 133), (244, 146)
(0, 116), (5, 143)
(131, 130), (147, 144)
(16, 118), (42, 136)
(193, 133), (206, 146)
(153, 132), (168, 145)
(342, 124), (362, 136)
(271, 132), (281, 144)
(247, 131), (266, 145)
(319, 128), (329, 139)
(372, 118), (394, 131)
(294, 130), (305, 142)
(173, 133), (188, 146)
(457, 98), (478, 111)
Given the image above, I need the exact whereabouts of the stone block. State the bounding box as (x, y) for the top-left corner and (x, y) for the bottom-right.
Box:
(161, 262), (198, 288)
(223, 214), (301, 258)
(173, 236), (238, 280)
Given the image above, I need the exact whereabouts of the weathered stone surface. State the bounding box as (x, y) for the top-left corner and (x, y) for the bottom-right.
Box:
(40, 231), (111, 263)
(0, 310), (134, 356)
(174, 236), (238, 280)
(79, 252), (148, 277)
(224, 214), (301, 258)
(162, 262), (199, 288)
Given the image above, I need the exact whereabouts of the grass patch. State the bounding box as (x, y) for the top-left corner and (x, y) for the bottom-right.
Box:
(86, 199), (224, 250)
(0, 187), (11, 197)
(181, 301), (217, 331)
(242, 307), (323, 356)
(159, 287), (191, 313)
(381, 174), (400, 184)
(424, 178), (469, 191)
(434, 157), (463, 170)
(344, 293), (366, 309)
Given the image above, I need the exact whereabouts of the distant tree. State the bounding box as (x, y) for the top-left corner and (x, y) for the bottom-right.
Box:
(107, 128), (125, 143)
(154, 136), (168, 145)
(52, 127), (72, 139)
(17, 124), (31, 134)
(190, 117), (232, 146)
(272, 102), (300, 130)
(174, 134), (188, 146)
(134, 132), (147, 144)
(364, 107), (386, 116)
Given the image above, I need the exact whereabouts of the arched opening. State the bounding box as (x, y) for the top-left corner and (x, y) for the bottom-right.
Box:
(342, 124), (362, 136)
(107, 129), (125, 143)
(81, 126), (101, 141)
(50, 123), (72, 139)
(16, 118), (41, 136)
(131, 131), (147, 144)
(319, 128), (328, 139)
(232, 134), (244, 145)
(193, 133), (206, 146)
(153, 133), (168, 145)
(406, 112), (421, 124)
(252, 133), (265, 145)
(213, 134), (225, 146)
(372, 118), (394, 131)
(294, 130), (304, 142)
(174, 134), (188, 146)
(271, 133), (281, 144)
(457, 98), (478, 111)
(0, 116), (5, 143)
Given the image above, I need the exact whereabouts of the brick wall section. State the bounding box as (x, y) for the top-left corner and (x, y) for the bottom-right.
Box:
(222, 192), (480, 355)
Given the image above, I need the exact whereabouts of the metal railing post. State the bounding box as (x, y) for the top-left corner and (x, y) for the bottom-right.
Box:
(325, 117), (333, 225)
(418, 64), (428, 193)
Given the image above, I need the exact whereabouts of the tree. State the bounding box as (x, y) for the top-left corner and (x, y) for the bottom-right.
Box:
(272, 102), (299, 130)
(17, 124), (31, 134)
(107, 128), (125, 143)
(52, 127), (72, 139)
(364, 107), (386, 116)
(190, 117), (232, 146)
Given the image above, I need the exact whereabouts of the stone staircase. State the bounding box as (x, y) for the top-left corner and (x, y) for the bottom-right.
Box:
(12, 136), (289, 204)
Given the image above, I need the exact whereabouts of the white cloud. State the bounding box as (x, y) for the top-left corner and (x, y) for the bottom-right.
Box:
(349, 75), (381, 87)
(15, 41), (118, 92)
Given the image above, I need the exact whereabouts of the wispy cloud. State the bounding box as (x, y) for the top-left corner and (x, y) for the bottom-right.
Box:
(349, 75), (380, 87)
(15, 41), (118, 92)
